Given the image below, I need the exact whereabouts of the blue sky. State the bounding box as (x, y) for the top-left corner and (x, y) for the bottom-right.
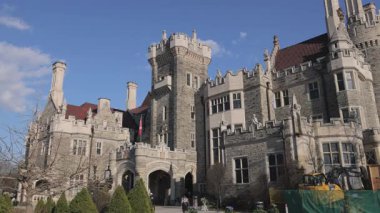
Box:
(0, 0), (378, 130)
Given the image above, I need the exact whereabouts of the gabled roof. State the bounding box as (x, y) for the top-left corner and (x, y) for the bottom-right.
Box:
(275, 34), (329, 71)
(66, 102), (124, 120)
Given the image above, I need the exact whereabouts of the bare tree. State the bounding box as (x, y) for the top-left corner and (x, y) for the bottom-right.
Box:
(0, 107), (109, 212)
(206, 163), (226, 210)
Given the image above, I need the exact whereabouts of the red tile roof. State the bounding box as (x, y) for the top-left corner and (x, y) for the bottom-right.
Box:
(275, 34), (329, 71)
(66, 102), (124, 120)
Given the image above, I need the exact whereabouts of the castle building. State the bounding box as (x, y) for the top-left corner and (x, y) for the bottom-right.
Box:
(23, 0), (380, 207)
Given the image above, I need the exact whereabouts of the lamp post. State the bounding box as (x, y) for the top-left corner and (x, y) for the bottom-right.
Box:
(104, 152), (113, 190)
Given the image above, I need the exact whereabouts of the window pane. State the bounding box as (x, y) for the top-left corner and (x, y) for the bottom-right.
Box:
(277, 154), (284, 165)
(350, 153), (356, 164)
(346, 72), (354, 89)
(269, 167), (277, 182)
(235, 159), (241, 169)
(343, 153), (350, 164)
(269, 155), (276, 165)
(323, 144), (330, 152)
(324, 154), (332, 164)
(242, 158), (248, 168)
(332, 153), (340, 164)
(242, 169), (249, 183)
(236, 171), (242, 183)
(337, 73), (345, 91)
(331, 143), (339, 152)
(213, 149), (219, 163)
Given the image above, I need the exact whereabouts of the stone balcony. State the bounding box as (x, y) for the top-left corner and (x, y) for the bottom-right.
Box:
(153, 76), (172, 96)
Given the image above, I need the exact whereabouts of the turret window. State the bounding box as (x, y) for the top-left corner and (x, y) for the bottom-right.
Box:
(336, 71), (355, 91)
(233, 93), (242, 109)
(337, 73), (345, 91)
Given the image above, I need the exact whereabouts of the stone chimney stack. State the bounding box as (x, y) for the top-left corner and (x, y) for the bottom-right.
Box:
(50, 61), (66, 110)
(127, 82), (138, 110)
(98, 98), (111, 112)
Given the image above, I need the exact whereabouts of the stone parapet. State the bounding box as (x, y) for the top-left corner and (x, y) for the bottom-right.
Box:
(148, 32), (211, 59)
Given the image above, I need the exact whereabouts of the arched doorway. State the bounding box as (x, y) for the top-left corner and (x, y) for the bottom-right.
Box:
(122, 170), (134, 193)
(184, 173), (193, 198)
(149, 170), (171, 206)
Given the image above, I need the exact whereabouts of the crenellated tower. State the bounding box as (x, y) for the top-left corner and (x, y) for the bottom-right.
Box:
(148, 30), (211, 150)
(324, 0), (380, 129)
(345, 1), (380, 122)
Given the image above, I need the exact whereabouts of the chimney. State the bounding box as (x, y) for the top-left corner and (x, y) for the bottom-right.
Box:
(98, 98), (111, 112)
(50, 61), (66, 110)
(127, 82), (138, 110)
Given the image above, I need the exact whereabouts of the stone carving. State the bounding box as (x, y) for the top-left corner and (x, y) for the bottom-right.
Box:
(337, 8), (344, 21)
(249, 114), (262, 137)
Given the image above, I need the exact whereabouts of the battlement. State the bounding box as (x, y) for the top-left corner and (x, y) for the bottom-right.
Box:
(207, 65), (267, 88)
(50, 112), (129, 135)
(273, 57), (326, 80)
(148, 31), (212, 59)
(133, 142), (197, 162)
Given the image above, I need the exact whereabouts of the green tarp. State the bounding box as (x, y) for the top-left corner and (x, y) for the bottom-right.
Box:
(283, 190), (380, 213)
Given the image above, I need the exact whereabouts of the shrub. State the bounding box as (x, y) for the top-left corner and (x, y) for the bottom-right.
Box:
(54, 193), (69, 213)
(34, 199), (45, 213)
(0, 194), (13, 213)
(106, 186), (132, 213)
(91, 187), (111, 213)
(44, 197), (55, 213)
(69, 188), (98, 213)
(128, 179), (153, 213)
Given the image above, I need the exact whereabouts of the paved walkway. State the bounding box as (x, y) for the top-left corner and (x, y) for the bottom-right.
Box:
(155, 206), (219, 213)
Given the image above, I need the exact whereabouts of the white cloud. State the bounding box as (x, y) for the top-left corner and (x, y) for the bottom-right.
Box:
(0, 42), (51, 112)
(232, 32), (248, 45)
(0, 16), (31, 30)
(240, 32), (248, 39)
(200, 39), (231, 57)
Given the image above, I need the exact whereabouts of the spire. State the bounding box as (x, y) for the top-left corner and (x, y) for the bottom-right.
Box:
(264, 49), (271, 71)
(273, 35), (279, 47)
(255, 63), (263, 74)
(192, 29), (197, 42)
(162, 30), (167, 41)
(344, 0), (364, 19)
(324, 0), (342, 37)
(216, 69), (222, 78)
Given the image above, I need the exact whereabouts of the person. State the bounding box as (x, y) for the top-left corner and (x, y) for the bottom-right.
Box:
(150, 192), (155, 211)
(181, 195), (189, 213)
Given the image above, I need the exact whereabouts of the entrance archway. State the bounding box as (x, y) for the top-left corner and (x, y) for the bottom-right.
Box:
(149, 170), (171, 205)
(184, 173), (193, 198)
(122, 170), (134, 193)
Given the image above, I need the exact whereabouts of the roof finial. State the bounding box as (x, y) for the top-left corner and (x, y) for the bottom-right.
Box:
(192, 29), (197, 41)
(216, 69), (222, 78)
(162, 30), (167, 40)
(273, 35), (279, 46)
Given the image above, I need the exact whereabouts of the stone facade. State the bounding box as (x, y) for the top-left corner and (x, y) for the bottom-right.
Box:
(24, 0), (380, 208)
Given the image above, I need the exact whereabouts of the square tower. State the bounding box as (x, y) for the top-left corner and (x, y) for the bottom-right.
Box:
(148, 30), (211, 150)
